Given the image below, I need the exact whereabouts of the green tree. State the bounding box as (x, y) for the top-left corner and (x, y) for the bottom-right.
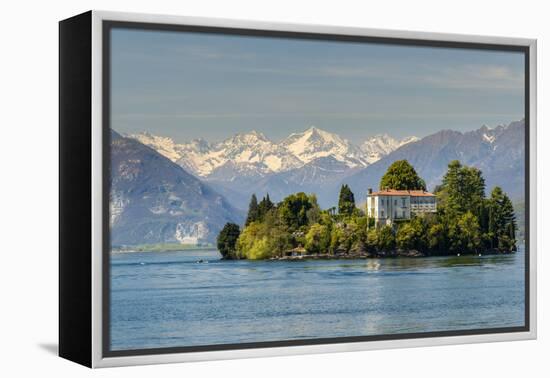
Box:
(245, 194), (259, 226)
(380, 160), (426, 191)
(500, 192), (517, 251)
(258, 193), (274, 220)
(488, 186), (517, 251)
(378, 225), (396, 251)
(338, 184), (356, 216)
(306, 194), (322, 225)
(305, 223), (331, 254)
(396, 218), (426, 251)
(342, 221), (359, 252)
(366, 228), (379, 252)
(217, 223), (241, 259)
(439, 160), (485, 217)
(458, 211), (482, 253)
(236, 221), (291, 260)
(329, 225), (345, 253)
(427, 223), (446, 253)
(278, 192), (314, 230)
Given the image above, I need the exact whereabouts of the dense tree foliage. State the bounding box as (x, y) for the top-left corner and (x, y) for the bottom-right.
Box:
(216, 223), (241, 259)
(258, 194), (274, 220)
(245, 193), (275, 226)
(222, 160), (517, 260)
(377, 225), (396, 251)
(438, 160), (485, 217)
(487, 187), (517, 251)
(278, 192), (315, 231)
(338, 184), (356, 216)
(245, 194), (259, 226)
(380, 160), (426, 191)
(236, 211), (292, 260)
(396, 217), (426, 251)
(305, 223), (331, 254)
(434, 161), (515, 254)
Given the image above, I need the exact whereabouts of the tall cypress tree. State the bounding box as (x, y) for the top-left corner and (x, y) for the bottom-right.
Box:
(500, 192), (517, 251)
(258, 193), (274, 220)
(487, 186), (516, 251)
(245, 194), (259, 226)
(338, 184), (356, 216)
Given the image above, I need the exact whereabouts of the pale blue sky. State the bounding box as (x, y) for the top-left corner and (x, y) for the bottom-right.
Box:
(110, 28), (525, 143)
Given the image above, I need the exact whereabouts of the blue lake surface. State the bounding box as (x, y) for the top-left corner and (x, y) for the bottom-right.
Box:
(110, 246), (525, 351)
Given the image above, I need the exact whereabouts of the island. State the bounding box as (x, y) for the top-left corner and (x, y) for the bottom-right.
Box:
(217, 159), (517, 260)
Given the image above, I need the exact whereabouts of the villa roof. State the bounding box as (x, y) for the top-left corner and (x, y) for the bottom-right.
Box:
(369, 189), (436, 197)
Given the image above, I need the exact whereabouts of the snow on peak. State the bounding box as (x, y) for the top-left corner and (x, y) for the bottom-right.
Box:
(129, 132), (182, 162)
(281, 126), (367, 167)
(129, 127), (418, 178)
(399, 136), (420, 145)
(360, 134), (419, 163)
(483, 133), (496, 143)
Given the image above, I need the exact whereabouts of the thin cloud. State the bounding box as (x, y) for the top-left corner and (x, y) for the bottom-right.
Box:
(421, 64), (524, 90)
(114, 111), (522, 121)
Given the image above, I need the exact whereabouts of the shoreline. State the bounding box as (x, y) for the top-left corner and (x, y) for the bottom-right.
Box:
(111, 246), (214, 254)
(225, 248), (519, 261)
(111, 246), (520, 258)
(269, 251), (516, 261)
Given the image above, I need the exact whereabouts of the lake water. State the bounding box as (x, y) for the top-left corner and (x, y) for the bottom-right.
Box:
(110, 246), (525, 351)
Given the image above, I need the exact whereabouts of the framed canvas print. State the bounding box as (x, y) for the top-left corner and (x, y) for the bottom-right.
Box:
(59, 10), (537, 368)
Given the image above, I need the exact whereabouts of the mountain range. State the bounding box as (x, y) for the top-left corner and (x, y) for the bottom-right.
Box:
(114, 120), (525, 245)
(130, 121), (524, 210)
(130, 127), (418, 208)
(131, 127), (417, 177)
(345, 120), (525, 202)
(110, 130), (243, 246)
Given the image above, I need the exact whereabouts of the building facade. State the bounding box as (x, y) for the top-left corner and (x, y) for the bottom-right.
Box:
(367, 189), (437, 226)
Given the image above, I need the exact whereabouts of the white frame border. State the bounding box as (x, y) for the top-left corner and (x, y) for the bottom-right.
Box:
(90, 10), (537, 368)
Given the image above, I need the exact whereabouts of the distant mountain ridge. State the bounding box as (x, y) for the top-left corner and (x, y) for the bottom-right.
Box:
(345, 119), (525, 201)
(129, 121), (524, 210)
(130, 127), (417, 179)
(110, 131), (243, 246)
(361, 134), (420, 163)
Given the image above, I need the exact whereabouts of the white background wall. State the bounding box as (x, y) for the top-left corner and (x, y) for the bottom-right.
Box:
(0, 0), (547, 376)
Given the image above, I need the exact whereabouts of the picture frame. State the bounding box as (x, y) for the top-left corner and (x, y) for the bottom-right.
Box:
(59, 10), (537, 368)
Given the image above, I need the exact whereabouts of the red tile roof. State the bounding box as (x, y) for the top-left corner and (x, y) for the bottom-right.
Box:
(369, 189), (436, 197)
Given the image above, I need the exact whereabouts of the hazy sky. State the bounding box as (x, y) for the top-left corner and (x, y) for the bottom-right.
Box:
(110, 28), (525, 143)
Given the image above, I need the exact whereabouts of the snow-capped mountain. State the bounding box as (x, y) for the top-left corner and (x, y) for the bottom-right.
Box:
(478, 124), (506, 145)
(130, 132), (191, 162)
(124, 120), (524, 211)
(361, 134), (419, 163)
(280, 126), (369, 168)
(127, 126), (421, 209)
(111, 130), (243, 245)
(204, 131), (303, 179)
(130, 126), (411, 179)
(131, 130), (304, 179)
(345, 120), (525, 201)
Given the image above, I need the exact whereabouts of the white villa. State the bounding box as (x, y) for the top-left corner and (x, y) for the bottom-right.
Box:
(367, 188), (437, 226)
